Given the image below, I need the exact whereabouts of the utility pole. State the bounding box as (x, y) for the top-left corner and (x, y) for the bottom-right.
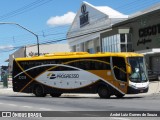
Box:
(0, 22), (40, 56)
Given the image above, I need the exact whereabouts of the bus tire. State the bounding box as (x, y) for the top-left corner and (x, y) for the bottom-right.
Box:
(50, 93), (62, 97)
(98, 86), (110, 99)
(33, 85), (46, 97)
(115, 93), (125, 98)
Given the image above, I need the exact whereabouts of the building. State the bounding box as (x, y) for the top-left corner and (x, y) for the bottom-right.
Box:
(67, 1), (160, 73)
(67, 1), (128, 53)
(103, 4), (160, 72)
(8, 44), (71, 74)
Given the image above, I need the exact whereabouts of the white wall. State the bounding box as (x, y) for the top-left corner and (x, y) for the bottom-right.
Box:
(26, 44), (71, 57)
(8, 44), (71, 74)
(67, 2), (127, 52)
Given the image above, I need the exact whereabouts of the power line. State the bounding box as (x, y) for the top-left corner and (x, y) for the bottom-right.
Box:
(0, 0), (54, 21)
(118, 0), (160, 13)
(0, 24), (69, 40)
(0, 0), (43, 19)
(1, 0), (159, 44)
(114, 0), (140, 9)
(0, 23), (112, 53)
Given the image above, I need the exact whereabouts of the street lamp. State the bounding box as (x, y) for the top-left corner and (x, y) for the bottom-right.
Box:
(0, 22), (40, 56)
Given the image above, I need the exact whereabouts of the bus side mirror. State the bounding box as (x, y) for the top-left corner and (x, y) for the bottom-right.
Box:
(127, 65), (132, 74)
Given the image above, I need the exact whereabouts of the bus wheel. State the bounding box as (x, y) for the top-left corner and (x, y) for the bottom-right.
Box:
(115, 94), (125, 98)
(98, 86), (110, 99)
(50, 93), (62, 97)
(34, 86), (46, 97)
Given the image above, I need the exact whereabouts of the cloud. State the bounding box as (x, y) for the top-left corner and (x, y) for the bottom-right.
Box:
(0, 45), (14, 51)
(47, 11), (76, 26)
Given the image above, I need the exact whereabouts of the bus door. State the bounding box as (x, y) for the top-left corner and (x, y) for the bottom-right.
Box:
(112, 57), (128, 93)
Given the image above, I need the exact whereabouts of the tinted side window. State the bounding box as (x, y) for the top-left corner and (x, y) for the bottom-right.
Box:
(68, 57), (110, 70)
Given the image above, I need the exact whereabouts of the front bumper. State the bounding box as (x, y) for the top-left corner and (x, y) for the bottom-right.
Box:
(127, 86), (149, 94)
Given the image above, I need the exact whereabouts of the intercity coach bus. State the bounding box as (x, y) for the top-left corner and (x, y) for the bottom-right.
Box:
(12, 52), (149, 98)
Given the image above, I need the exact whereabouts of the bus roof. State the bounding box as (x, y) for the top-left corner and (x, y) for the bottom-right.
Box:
(15, 52), (144, 61)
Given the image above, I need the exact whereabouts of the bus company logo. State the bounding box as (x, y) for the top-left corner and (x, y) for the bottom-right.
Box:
(47, 73), (79, 79)
(47, 73), (56, 79)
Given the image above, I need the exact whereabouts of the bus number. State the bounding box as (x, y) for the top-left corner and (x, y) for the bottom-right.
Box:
(19, 76), (26, 79)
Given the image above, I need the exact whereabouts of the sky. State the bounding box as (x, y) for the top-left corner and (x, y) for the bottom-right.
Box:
(0, 0), (160, 66)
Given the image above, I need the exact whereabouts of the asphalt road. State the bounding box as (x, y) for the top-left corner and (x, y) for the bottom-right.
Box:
(1, 81), (160, 120)
(0, 94), (159, 111)
(0, 93), (160, 120)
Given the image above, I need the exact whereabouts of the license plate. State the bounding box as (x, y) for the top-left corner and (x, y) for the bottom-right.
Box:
(140, 90), (144, 92)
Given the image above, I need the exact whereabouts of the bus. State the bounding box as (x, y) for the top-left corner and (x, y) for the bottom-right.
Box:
(12, 52), (149, 98)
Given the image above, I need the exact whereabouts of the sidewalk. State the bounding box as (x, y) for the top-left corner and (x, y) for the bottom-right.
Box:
(147, 81), (160, 94)
(0, 81), (160, 97)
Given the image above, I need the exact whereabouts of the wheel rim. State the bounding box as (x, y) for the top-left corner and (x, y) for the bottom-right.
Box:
(34, 86), (44, 96)
(98, 86), (110, 98)
(101, 88), (108, 96)
(36, 87), (42, 95)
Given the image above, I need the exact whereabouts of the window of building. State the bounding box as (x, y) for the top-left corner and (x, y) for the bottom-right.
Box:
(87, 48), (94, 53)
(102, 34), (121, 52)
(102, 33), (132, 52)
(120, 34), (125, 42)
(121, 44), (126, 52)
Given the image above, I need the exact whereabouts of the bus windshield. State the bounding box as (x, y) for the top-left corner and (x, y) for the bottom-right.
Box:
(128, 57), (148, 83)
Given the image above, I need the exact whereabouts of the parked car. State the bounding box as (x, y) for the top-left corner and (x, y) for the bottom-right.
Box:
(148, 70), (160, 81)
